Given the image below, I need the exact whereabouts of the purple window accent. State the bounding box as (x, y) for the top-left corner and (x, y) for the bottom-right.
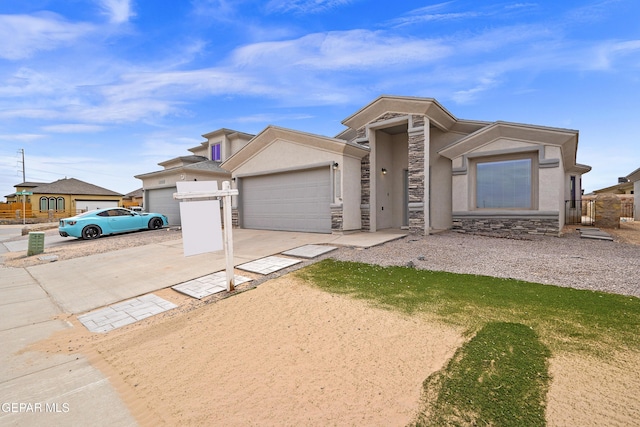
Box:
(212, 144), (221, 161)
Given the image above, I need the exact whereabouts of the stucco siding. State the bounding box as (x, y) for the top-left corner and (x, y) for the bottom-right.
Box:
(234, 139), (340, 175)
(430, 142), (453, 230)
(452, 172), (468, 212)
(473, 138), (537, 153)
(539, 166), (560, 211)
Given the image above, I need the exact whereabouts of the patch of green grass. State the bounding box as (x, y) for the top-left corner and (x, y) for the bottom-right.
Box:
(297, 259), (640, 355)
(298, 259), (640, 426)
(412, 322), (550, 427)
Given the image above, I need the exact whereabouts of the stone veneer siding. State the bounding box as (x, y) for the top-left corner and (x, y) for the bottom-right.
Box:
(452, 216), (559, 236)
(408, 124), (426, 235)
(331, 205), (343, 232)
(360, 153), (371, 231)
(357, 113), (427, 235)
(231, 207), (239, 228)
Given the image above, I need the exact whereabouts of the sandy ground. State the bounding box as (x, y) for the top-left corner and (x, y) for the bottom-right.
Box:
(13, 222), (640, 426)
(36, 276), (466, 426)
(33, 276), (640, 426)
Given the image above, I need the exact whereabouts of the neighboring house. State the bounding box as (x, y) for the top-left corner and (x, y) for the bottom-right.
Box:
(591, 179), (634, 195)
(626, 167), (640, 220)
(135, 128), (254, 225)
(5, 181), (47, 203)
(122, 188), (144, 209)
(221, 95), (591, 236)
(6, 178), (123, 220)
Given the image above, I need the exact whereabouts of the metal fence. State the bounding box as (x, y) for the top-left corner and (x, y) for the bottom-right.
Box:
(566, 199), (635, 225)
(621, 200), (634, 220)
(565, 199), (595, 226)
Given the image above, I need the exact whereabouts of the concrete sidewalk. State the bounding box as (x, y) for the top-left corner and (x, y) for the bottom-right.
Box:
(26, 228), (406, 314)
(0, 227), (406, 426)
(0, 267), (137, 426)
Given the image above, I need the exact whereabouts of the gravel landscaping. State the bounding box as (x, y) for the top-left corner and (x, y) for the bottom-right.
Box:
(3, 222), (639, 298)
(331, 227), (640, 298)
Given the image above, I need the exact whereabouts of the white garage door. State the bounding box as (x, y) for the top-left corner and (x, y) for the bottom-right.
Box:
(146, 187), (181, 225)
(241, 168), (331, 233)
(76, 199), (118, 212)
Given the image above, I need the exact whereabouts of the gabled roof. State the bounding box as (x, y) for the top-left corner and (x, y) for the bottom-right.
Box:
(627, 167), (640, 183)
(30, 178), (122, 196)
(201, 128), (254, 140)
(438, 121), (590, 173)
(592, 181), (633, 194)
(15, 181), (47, 188)
(124, 188), (143, 198)
(221, 125), (370, 171)
(134, 160), (229, 179)
(158, 155), (208, 168)
(341, 95), (461, 132)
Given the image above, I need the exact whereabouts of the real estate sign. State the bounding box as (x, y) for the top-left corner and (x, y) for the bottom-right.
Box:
(176, 181), (223, 257)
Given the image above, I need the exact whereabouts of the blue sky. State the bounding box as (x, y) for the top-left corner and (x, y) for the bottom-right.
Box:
(1, 0), (639, 199)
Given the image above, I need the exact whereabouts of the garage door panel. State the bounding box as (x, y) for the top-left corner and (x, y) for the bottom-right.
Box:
(146, 187), (181, 225)
(242, 168), (331, 233)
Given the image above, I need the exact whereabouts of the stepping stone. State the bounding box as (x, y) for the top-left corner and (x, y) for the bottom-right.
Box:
(172, 272), (252, 299)
(237, 256), (301, 275)
(578, 228), (614, 241)
(282, 244), (337, 259)
(78, 294), (177, 333)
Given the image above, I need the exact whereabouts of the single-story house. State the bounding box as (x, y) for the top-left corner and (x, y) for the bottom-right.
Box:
(221, 95), (591, 236)
(135, 128), (254, 225)
(591, 179), (634, 195)
(627, 167), (640, 220)
(122, 188), (144, 209)
(6, 178), (123, 219)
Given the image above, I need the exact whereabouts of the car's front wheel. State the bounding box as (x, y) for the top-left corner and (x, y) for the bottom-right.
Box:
(149, 217), (163, 230)
(81, 225), (101, 240)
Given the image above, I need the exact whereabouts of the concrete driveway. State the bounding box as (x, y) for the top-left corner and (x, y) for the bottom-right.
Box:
(0, 226), (406, 426)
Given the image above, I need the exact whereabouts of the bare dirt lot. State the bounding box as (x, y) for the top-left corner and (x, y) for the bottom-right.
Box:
(11, 223), (640, 426)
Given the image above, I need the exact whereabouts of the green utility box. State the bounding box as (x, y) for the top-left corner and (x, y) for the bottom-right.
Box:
(27, 232), (45, 256)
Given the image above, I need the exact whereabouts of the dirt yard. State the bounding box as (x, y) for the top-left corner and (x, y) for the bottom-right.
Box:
(14, 222), (640, 425)
(35, 275), (640, 426)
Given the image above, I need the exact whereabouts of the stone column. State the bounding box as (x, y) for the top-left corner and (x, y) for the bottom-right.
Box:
(408, 116), (427, 235)
(360, 153), (371, 231)
(594, 193), (621, 229)
(331, 204), (344, 233)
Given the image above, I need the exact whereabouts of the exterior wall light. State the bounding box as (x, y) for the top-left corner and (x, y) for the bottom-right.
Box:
(381, 168), (387, 175)
(333, 162), (339, 169)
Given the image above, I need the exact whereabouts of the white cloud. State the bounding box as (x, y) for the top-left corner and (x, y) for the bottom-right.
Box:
(0, 12), (94, 60)
(98, 0), (135, 24)
(589, 39), (640, 70)
(41, 124), (107, 133)
(231, 29), (451, 70)
(265, 0), (354, 14)
(451, 75), (500, 104)
(0, 133), (46, 142)
(190, 0), (238, 21)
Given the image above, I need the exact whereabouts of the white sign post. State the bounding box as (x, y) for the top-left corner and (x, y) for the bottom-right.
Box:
(17, 190), (32, 225)
(174, 181), (239, 292)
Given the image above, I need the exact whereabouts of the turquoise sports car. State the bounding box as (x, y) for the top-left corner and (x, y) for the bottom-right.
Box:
(59, 208), (168, 239)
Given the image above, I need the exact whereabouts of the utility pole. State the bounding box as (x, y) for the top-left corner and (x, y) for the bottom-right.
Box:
(18, 148), (25, 182)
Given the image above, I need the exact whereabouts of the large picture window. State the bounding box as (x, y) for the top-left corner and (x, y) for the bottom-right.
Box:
(476, 158), (532, 209)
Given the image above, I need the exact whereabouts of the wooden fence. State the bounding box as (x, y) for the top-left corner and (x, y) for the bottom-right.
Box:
(0, 202), (79, 222)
